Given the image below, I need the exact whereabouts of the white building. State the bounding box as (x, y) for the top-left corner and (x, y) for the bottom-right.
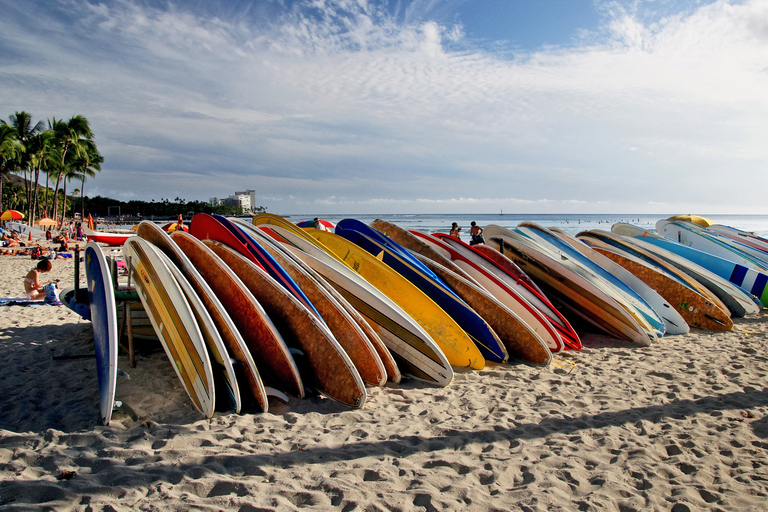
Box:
(210, 189), (265, 213)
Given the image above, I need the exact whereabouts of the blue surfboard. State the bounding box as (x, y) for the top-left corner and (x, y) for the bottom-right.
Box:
(84, 242), (119, 426)
(336, 219), (458, 298)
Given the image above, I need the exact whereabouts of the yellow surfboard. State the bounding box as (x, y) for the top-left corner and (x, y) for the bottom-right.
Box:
(307, 230), (484, 370)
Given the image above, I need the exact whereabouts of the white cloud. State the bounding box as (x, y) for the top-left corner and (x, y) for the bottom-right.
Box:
(1, 0), (767, 213)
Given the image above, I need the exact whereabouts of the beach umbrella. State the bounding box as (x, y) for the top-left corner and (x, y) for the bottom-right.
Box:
(297, 219), (336, 229)
(35, 217), (59, 226)
(667, 214), (715, 227)
(0, 209), (24, 221)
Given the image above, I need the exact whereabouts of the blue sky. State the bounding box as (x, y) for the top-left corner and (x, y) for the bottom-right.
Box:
(1, 0), (767, 215)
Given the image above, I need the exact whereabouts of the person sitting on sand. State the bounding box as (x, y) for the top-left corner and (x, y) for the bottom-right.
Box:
(450, 222), (462, 238)
(24, 259), (57, 301)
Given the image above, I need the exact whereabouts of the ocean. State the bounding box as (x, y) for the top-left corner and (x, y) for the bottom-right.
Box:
(277, 213), (768, 242)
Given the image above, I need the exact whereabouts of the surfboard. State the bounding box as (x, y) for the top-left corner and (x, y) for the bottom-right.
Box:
(422, 231), (579, 352)
(624, 230), (768, 307)
(191, 214), (323, 321)
(578, 229), (734, 317)
(657, 220), (768, 271)
(577, 235), (733, 331)
(137, 221), (246, 413)
(243, 225), (388, 387)
(307, 230), (485, 369)
(611, 234), (762, 316)
(123, 237), (215, 418)
(235, 219), (401, 384)
(369, 219), (481, 286)
(252, 213), (333, 253)
(414, 253), (552, 365)
(515, 223), (665, 338)
(547, 228), (690, 335)
(257, 224), (453, 386)
(483, 225), (656, 346)
(336, 219), (448, 288)
(706, 224), (768, 254)
(83, 226), (135, 246)
(205, 240), (367, 408)
(335, 226), (508, 364)
(84, 242), (119, 425)
(170, 230), (302, 400)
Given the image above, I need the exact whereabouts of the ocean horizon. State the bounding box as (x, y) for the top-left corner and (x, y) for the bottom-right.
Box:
(276, 213), (768, 240)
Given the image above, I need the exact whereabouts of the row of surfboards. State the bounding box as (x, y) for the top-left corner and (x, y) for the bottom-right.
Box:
(86, 213), (587, 424)
(84, 213), (766, 425)
(481, 221), (764, 349)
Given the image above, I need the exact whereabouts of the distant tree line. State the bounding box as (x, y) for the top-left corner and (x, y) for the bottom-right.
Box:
(1, 110), (265, 223)
(1, 111), (101, 226)
(81, 195), (257, 219)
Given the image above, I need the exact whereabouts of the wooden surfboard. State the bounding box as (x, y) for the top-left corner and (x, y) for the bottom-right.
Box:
(548, 228), (690, 335)
(123, 237), (215, 418)
(205, 240), (367, 408)
(243, 226), (387, 387)
(137, 221), (246, 413)
(170, 231), (302, 400)
(259, 224), (452, 386)
(84, 242), (119, 425)
(414, 253), (552, 365)
(579, 238), (733, 331)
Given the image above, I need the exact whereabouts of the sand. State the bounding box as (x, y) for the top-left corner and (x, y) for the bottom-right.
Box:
(0, 254), (767, 511)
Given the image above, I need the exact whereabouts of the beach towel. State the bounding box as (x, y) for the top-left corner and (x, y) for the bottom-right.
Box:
(0, 297), (44, 306)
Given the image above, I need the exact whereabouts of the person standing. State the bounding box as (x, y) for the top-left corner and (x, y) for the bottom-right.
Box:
(469, 221), (484, 245)
(449, 222), (462, 238)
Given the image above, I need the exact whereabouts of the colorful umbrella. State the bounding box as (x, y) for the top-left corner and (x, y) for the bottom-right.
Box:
(297, 219), (336, 229)
(35, 217), (59, 226)
(0, 209), (25, 221)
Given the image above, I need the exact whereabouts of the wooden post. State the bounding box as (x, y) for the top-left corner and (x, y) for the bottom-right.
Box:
(73, 245), (81, 294)
(126, 255), (135, 368)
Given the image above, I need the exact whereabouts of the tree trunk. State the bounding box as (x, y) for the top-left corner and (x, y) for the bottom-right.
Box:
(80, 177), (85, 221)
(61, 180), (68, 227)
(30, 165), (41, 227)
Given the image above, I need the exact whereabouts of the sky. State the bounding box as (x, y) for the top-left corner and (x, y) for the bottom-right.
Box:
(1, 0), (767, 215)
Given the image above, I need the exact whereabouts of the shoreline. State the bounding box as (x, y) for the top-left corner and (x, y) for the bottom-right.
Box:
(1, 256), (767, 510)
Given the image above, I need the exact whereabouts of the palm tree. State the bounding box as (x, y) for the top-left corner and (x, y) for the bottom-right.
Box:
(6, 112), (44, 221)
(0, 123), (25, 212)
(63, 138), (102, 225)
(27, 129), (57, 225)
(50, 115), (92, 221)
(78, 142), (103, 223)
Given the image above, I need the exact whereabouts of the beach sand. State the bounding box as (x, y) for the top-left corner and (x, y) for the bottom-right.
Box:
(0, 254), (767, 510)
